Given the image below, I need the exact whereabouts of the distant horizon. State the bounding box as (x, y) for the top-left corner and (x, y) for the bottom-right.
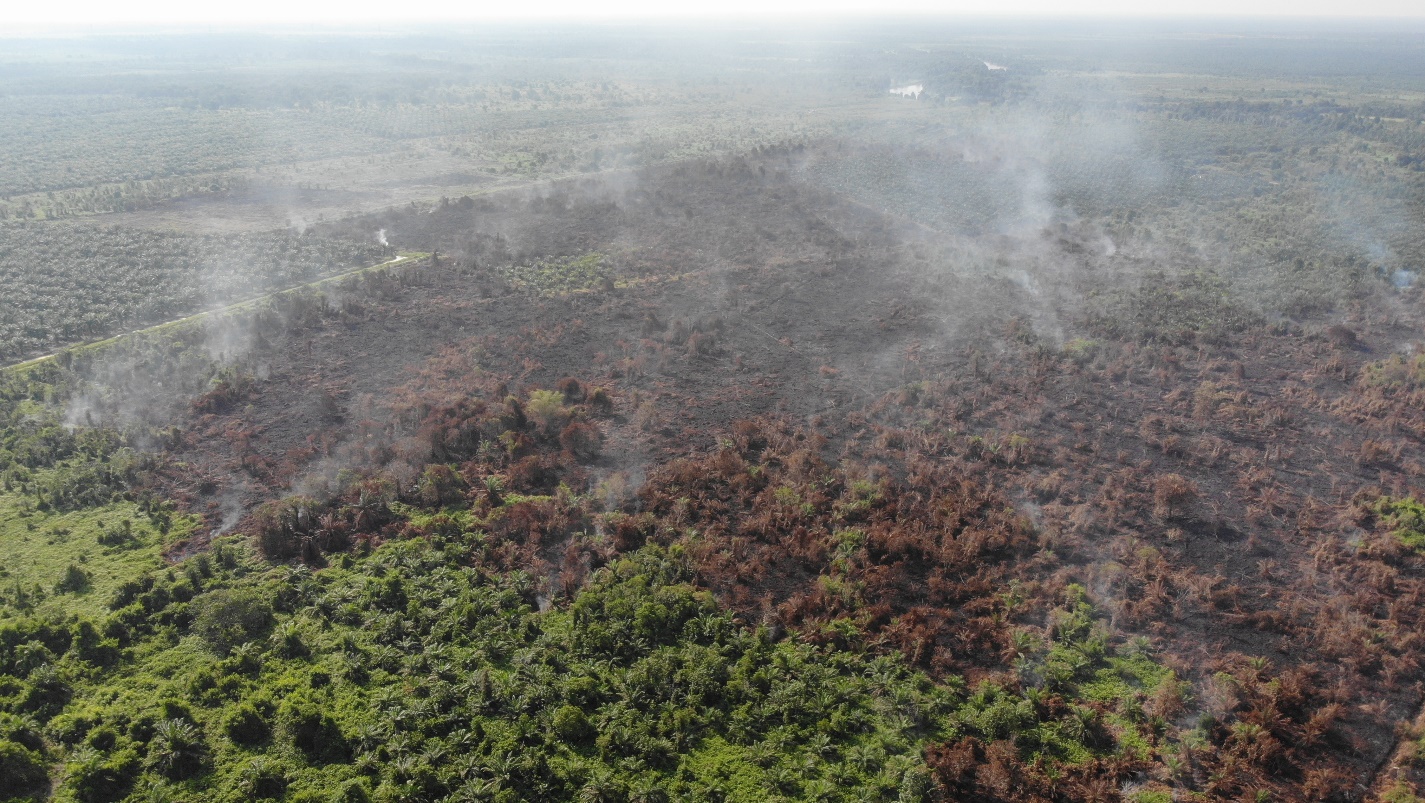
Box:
(5, 0), (1425, 36)
(6, 15), (1425, 40)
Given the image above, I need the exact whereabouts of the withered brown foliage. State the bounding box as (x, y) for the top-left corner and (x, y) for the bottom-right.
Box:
(133, 153), (1425, 800)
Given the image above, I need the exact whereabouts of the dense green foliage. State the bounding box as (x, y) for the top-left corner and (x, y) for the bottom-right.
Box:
(1, 536), (943, 802)
(0, 516), (1178, 803)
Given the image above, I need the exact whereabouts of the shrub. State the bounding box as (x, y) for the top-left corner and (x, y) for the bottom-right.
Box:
(235, 757), (287, 799)
(85, 725), (119, 751)
(251, 496), (321, 561)
(190, 588), (275, 655)
(552, 704), (593, 744)
(57, 563), (91, 594)
(559, 422), (603, 462)
(223, 703), (270, 746)
(21, 663), (70, 715)
(277, 695), (348, 764)
(557, 377), (585, 402)
(330, 778), (373, 803)
(96, 519), (136, 547)
(65, 743), (142, 803)
(192, 371), (255, 414)
(1383, 782), (1425, 803)
(526, 389), (570, 435)
(1373, 496), (1425, 550)
(70, 620), (119, 666)
(417, 464), (464, 507)
(0, 739), (47, 795)
(588, 386), (613, 414)
(1361, 353), (1425, 390)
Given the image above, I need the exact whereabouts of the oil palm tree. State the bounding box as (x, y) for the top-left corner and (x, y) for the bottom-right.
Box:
(146, 719), (205, 779)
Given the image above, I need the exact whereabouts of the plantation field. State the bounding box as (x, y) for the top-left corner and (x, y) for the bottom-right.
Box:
(3, 17), (1425, 803)
(0, 226), (402, 365)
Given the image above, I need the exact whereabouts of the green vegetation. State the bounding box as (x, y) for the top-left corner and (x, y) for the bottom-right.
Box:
(0, 494), (193, 621)
(0, 362), (202, 621)
(0, 521), (1182, 803)
(0, 539), (942, 802)
(1372, 496), (1425, 550)
(0, 359), (1187, 801)
(1363, 353), (1425, 392)
(1051, 600), (1179, 761)
(499, 253), (612, 297)
(1385, 781), (1425, 803)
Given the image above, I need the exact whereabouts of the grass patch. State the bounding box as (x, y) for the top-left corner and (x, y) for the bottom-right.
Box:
(682, 737), (772, 803)
(0, 493), (196, 621)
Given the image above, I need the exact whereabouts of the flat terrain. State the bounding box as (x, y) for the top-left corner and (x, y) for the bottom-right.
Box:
(3, 18), (1425, 803)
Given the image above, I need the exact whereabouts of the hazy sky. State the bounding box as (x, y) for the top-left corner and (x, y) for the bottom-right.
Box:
(6, 0), (1425, 28)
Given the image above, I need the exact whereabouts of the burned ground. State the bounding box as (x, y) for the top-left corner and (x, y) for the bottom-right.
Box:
(73, 151), (1425, 799)
(6, 22), (1425, 803)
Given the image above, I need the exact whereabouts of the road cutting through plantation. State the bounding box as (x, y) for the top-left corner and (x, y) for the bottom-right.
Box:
(1, 253), (427, 374)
